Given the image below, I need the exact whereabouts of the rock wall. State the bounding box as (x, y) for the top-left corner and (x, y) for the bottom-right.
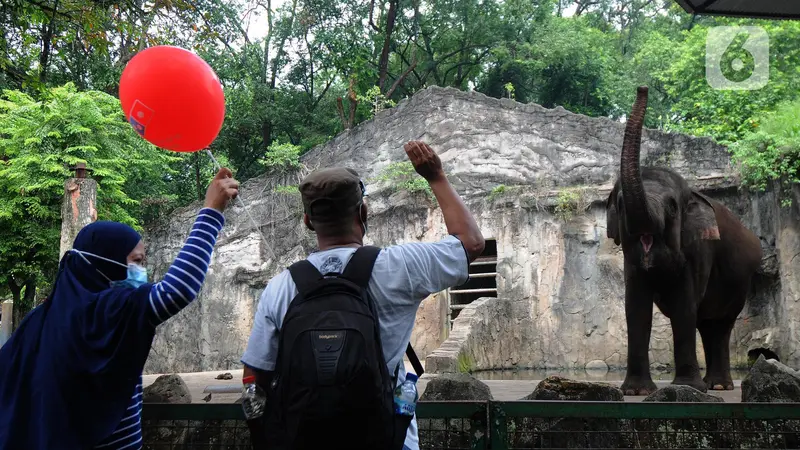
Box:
(143, 86), (794, 375)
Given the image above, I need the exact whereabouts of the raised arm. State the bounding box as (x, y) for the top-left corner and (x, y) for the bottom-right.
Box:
(404, 141), (485, 261)
(146, 168), (239, 327)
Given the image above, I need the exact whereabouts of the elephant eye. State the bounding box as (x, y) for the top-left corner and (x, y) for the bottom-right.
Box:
(667, 198), (678, 216)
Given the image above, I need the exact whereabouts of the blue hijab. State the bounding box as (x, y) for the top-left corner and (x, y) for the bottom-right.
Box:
(0, 221), (156, 450)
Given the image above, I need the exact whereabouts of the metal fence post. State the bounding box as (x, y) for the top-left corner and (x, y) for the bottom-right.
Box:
(489, 402), (508, 450)
(469, 403), (489, 450)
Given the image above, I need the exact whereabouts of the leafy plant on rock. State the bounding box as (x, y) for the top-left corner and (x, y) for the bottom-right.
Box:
(260, 142), (303, 173)
(373, 161), (432, 199)
(554, 187), (590, 222)
(489, 184), (508, 201)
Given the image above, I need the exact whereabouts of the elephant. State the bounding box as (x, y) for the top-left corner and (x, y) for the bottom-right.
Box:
(605, 86), (763, 395)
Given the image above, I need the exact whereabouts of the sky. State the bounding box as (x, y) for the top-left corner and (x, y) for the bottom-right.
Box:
(242, 0), (286, 41)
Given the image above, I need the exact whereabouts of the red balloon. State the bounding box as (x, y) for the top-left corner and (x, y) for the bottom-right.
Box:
(119, 46), (225, 152)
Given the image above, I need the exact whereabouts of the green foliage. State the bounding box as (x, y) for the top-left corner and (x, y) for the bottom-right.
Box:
(142, 151), (234, 223)
(0, 83), (174, 313)
(655, 20), (800, 144)
(457, 351), (475, 374)
(488, 184), (526, 202)
(730, 99), (800, 206)
(260, 142), (302, 172)
(356, 86), (396, 119)
(503, 83), (515, 100)
(4, 0), (800, 201)
(554, 187), (589, 222)
(479, 14), (623, 117)
(273, 184), (300, 195)
(489, 184), (508, 201)
(373, 162), (432, 199)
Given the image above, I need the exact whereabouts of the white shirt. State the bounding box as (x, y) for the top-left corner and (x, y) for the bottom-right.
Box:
(241, 235), (470, 450)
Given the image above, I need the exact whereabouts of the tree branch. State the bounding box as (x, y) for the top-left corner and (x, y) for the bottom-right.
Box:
(311, 77), (334, 111)
(38, 0), (60, 83)
(442, 48), (491, 86)
(7, 276), (19, 296)
(384, 58), (417, 99)
(377, 0), (399, 91)
(19, 0), (74, 19)
(368, 0), (381, 32)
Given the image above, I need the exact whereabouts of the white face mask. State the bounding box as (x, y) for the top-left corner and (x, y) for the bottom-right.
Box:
(71, 250), (148, 288)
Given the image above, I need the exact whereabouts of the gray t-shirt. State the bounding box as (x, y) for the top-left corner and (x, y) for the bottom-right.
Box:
(241, 235), (470, 450)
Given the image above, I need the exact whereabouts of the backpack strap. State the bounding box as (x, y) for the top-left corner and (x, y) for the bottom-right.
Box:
(405, 343), (424, 377)
(343, 246), (426, 378)
(341, 245), (382, 287)
(287, 260), (323, 297)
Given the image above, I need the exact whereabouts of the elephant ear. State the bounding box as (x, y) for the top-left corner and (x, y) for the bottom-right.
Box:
(606, 190), (621, 245)
(682, 190), (720, 247)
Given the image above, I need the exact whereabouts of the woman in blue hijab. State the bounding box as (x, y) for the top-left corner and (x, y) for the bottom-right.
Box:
(0, 167), (240, 450)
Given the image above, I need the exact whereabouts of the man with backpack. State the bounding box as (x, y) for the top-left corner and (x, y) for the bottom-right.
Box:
(240, 140), (485, 450)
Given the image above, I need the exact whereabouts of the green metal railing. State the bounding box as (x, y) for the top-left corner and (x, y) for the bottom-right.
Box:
(142, 401), (800, 449)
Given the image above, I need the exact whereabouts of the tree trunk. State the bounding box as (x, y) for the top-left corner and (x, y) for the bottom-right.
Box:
(38, 0), (59, 83)
(8, 277), (29, 332)
(260, 0), (297, 152)
(262, 0), (272, 84)
(23, 279), (37, 310)
(377, 0), (399, 91)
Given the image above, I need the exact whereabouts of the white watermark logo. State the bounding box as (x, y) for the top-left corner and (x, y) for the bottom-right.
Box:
(706, 26), (769, 90)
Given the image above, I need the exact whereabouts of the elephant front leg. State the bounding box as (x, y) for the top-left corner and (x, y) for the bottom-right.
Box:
(621, 273), (657, 396)
(668, 293), (706, 392)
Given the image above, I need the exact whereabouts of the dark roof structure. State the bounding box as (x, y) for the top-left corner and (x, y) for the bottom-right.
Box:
(674, 0), (800, 20)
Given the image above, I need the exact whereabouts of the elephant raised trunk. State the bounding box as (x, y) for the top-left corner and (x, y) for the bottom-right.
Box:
(620, 86), (653, 249)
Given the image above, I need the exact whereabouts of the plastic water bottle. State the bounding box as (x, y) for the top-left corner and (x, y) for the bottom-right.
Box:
(241, 375), (266, 419)
(394, 373), (419, 416)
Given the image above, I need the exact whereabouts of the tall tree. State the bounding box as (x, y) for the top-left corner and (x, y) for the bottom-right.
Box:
(0, 83), (175, 325)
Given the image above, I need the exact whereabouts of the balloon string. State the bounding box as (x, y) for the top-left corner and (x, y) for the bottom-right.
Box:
(205, 149), (276, 261)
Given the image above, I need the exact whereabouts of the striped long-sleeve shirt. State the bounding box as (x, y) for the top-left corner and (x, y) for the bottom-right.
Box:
(94, 207), (225, 450)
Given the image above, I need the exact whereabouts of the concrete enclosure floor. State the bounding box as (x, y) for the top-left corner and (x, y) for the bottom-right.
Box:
(143, 368), (744, 404)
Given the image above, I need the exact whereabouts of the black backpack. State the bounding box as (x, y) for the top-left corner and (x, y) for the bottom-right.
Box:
(263, 245), (425, 450)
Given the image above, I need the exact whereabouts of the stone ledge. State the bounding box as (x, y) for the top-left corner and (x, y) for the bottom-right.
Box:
(425, 296), (514, 374)
(483, 173), (742, 211)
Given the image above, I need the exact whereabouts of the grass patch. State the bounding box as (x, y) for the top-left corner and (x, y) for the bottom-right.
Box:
(554, 187), (590, 222)
(273, 184), (299, 195)
(371, 161), (433, 199)
(457, 351), (475, 374)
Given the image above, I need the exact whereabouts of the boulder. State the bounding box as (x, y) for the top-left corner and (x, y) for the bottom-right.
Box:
(742, 354), (800, 402)
(142, 374), (192, 449)
(419, 373), (493, 401)
(522, 375), (623, 401)
(584, 360), (609, 373)
(634, 377), (800, 449)
(418, 374), (490, 450)
(511, 376), (626, 449)
(143, 374), (192, 404)
(643, 385), (724, 403)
